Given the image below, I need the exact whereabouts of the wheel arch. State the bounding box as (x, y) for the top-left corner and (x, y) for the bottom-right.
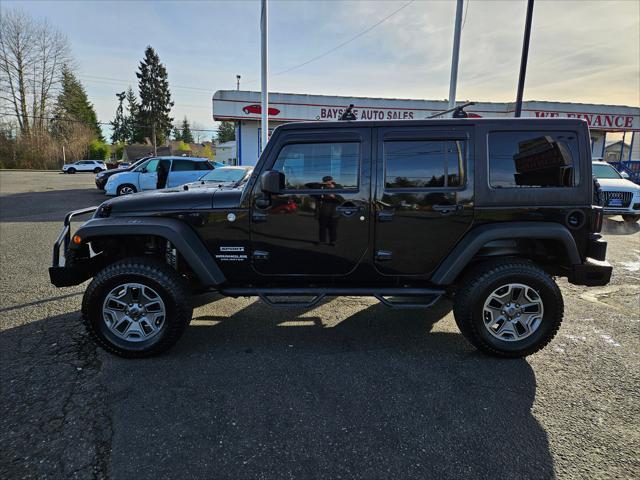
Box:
(70, 216), (226, 287)
(431, 222), (581, 285)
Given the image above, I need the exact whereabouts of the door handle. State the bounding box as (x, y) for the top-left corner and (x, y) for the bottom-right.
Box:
(252, 211), (268, 222)
(335, 203), (362, 217)
(377, 210), (394, 222)
(432, 204), (463, 214)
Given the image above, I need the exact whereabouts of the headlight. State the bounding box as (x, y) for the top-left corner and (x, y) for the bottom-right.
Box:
(634, 190), (640, 197)
(97, 172), (105, 177)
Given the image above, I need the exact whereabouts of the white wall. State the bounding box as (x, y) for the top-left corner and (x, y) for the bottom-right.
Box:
(591, 132), (607, 159)
(237, 120), (286, 166)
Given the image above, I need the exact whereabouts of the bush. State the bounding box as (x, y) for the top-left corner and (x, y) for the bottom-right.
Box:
(176, 140), (191, 152)
(88, 139), (110, 161)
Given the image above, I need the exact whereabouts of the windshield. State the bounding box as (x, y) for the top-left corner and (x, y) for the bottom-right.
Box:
(593, 164), (622, 179)
(200, 168), (247, 183)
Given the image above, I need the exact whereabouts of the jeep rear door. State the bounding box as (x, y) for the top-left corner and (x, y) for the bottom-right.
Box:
(250, 127), (372, 276)
(373, 126), (474, 276)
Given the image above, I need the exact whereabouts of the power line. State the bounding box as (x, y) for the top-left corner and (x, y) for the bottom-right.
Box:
(78, 74), (212, 93)
(0, 110), (221, 133)
(461, 0), (470, 31)
(245, 0), (415, 83)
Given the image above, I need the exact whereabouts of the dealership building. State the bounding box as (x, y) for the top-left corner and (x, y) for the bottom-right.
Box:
(212, 89), (640, 166)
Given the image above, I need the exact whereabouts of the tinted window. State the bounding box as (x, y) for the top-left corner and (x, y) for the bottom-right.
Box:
(273, 142), (359, 190)
(139, 159), (159, 172)
(593, 164), (621, 179)
(194, 161), (213, 171)
(489, 131), (579, 188)
(384, 140), (463, 189)
(172, 160), (197, 171)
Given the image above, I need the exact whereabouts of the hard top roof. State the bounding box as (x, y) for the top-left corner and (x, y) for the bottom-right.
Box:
(277, 117), (590, 130)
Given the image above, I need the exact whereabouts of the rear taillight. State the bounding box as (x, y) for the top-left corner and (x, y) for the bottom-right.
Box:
(591, 206), (603, 233)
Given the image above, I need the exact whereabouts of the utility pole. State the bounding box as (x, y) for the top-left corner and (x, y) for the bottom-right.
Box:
(62, 144), (66, 167)
(515, 0), (534, 117)
(236, 75), (241, 91)
(447, 0), (464, 116)
(260, 0), (269, 154)
(152, 123), (157, 156)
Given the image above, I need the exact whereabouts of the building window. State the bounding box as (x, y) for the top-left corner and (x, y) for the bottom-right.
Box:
(384, 140), (464, 189)
(273, 142), (359, 190)
(489, 131), (578, 188)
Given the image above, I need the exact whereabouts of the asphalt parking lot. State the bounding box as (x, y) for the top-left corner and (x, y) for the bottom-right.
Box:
(1, 170), (638, 480)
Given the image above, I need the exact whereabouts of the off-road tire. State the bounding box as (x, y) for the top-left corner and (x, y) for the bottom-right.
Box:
(67, 167), (76, 174)
(82, 257), (193, 358)
(116, 183), (137, 196)
(622, 215), (639, 223)
(453, 258), (563, 358)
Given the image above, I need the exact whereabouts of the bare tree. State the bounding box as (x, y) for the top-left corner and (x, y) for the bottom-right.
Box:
(0, 8), (71, 135)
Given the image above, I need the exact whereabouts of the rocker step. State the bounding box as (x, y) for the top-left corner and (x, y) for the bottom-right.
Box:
(219, 287), (446, 309)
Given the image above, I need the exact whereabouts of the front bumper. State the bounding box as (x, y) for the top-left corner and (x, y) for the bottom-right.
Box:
(95, 176), (107, 189)
(49, 206), (98, 287)
(603, 205), (640, 216)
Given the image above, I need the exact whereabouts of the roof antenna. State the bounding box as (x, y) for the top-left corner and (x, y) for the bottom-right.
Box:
(339, 104), (357, 121)
(427, 101), (475, 119)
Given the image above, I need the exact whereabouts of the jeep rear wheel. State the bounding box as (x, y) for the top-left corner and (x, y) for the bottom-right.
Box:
(81, 257), (193, 358)
(453, 259), (563, 358)
(93, 167), (102, 173)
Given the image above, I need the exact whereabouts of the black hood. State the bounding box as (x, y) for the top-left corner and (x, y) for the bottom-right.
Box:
(102, 186), (243, 215)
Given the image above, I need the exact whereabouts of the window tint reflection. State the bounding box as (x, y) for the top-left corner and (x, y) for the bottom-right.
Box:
(489, 131), (578, 188)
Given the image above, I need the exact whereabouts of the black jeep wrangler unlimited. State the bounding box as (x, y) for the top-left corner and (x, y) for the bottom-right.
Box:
(50, 118), (612, 358)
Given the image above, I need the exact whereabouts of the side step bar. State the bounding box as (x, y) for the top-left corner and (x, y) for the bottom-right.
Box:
(219, 287), (446, 309)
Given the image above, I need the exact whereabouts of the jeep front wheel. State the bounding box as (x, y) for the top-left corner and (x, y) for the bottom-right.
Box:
(81, 257), (193, 358)
(453, 259), (563, 358)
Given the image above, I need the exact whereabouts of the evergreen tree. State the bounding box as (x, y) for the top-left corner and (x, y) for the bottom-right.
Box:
(173, 126), (182, 141)
(110, 91), (127, 144)
(180, 117), (194, 144)
(216, 121), (235, 144)
(124, 87), (144, 144)
(136, 46), (173, 146)
(52, 65), (103, 141)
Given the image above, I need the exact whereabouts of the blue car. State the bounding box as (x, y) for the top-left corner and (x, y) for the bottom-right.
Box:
(105, 156), (222, 196)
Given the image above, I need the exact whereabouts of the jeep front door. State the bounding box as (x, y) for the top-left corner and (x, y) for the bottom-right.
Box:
(250, 129), (372, 276)
(373, 127), (474, 276)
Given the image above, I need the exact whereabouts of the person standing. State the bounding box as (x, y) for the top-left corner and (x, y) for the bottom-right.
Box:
(156, 159), (170, 189)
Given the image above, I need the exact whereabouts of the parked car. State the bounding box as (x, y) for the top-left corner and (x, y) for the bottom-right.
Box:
(183, 166), (253, 190)
(592, 161), (640, 222)
(62, 160), (107, 174)
(51, 117), (612, 359)
(95, 158), (149, 191)
(104, 156), (215, 196)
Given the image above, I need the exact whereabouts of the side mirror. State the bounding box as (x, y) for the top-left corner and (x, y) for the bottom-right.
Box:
(260, 170), (285, 194)
(620, 171), (630, 179)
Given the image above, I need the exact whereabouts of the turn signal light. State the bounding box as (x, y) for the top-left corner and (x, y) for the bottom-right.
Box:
(72, 235), (82, 245)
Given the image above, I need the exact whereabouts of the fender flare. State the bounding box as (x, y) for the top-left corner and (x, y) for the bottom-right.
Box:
(71, 216), (226, 287)
(431, 222), (581, 285)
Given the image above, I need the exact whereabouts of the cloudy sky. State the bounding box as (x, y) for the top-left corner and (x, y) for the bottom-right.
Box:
(5, 0), (640, 138)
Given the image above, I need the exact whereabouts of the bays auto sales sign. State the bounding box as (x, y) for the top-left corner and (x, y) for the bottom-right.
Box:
(318, 107), (416, 120)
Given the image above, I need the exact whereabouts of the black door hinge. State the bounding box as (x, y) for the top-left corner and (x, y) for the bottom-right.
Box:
(375, 250), (393, 261)
(253, 250), (269, 260)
